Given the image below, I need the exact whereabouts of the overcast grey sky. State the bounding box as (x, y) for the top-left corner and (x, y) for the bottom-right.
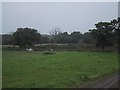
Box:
(2, 2), (118, 34)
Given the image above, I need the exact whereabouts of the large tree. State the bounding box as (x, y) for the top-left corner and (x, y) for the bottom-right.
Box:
(111, 17), (120, 44)
(12, 27), (41, 48)
(89, 22), (113, 51)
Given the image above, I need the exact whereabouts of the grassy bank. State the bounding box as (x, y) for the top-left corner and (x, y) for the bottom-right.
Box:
(2, 51), (118, 88)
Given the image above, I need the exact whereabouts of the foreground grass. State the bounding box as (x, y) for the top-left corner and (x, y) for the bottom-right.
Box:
(2, 51), (118, 88)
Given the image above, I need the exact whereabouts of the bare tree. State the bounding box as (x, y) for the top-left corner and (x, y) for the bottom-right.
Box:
(50, 27), (61, 36)
(49, 27), (62, 44)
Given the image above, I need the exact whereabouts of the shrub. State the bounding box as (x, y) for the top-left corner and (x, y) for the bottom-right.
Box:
(43, 51), (55, 55)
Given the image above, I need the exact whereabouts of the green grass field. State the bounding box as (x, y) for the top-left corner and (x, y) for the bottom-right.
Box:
(2, 51), (118, 88)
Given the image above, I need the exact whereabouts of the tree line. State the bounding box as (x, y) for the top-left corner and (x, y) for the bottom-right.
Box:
(2, 29), (95, 46)
(2, 18), (120, 51)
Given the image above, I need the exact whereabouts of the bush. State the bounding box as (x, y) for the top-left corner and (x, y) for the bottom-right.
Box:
(43, 51), (55, 55)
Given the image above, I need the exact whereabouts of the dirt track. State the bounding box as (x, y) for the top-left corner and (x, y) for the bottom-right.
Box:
(76, 73), (119, 88)
(92, 74), (119, 88)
